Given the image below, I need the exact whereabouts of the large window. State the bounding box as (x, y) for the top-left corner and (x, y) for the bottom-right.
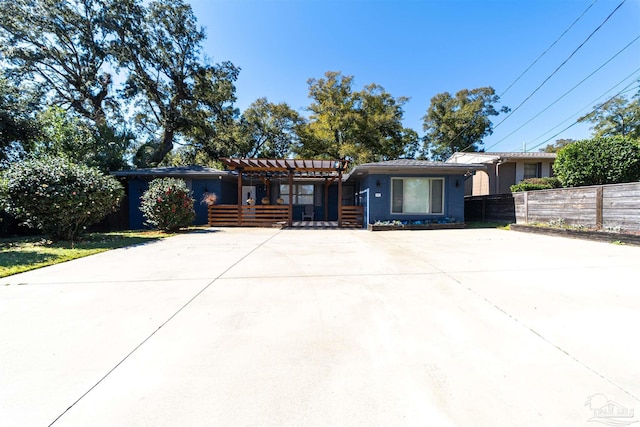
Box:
(391, 178), (444, 214)
(279, 184), (314, 205)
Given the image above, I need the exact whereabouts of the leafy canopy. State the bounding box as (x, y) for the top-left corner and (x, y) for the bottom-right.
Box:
(296, 71), (418, 164)
(578, 95), (640, 140)
(422, 87), (509, 161)
(110, 0), (239, 168)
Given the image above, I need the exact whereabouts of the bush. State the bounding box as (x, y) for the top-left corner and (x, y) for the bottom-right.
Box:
(553, 136), (640, 187)
(139, 178), (195, 231)
(0, 156), (124, 240)
(511, 177), (562, 192)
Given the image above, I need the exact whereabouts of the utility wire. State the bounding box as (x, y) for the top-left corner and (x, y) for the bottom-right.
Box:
(525, 84), (639, 152)
(517, 71), (640, 152)
(483, 34), (640, 152)
(454, 0), (616, 154)
(492, 0), (627, 132)
(499, 0), (599, 98)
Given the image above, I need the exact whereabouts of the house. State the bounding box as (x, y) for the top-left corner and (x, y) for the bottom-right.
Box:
(446, 152), (557, 195)
(112, 166), (235, 230)
(346, 159), (485, 227)
(113, 158), (485, 230)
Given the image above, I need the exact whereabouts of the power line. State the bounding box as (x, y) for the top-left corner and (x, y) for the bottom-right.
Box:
(517, 71), (640, 152)
(492, 0), (627, 131)
(525, 84), (639, 152)
(484, 34), (640, 152)
(499, 0), (599, 98)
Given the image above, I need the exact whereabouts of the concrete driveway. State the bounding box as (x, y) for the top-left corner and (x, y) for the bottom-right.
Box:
(1, 228), (639, 426)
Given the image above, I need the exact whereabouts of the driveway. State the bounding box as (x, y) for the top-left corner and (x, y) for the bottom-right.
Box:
(1, 228), (639, 426)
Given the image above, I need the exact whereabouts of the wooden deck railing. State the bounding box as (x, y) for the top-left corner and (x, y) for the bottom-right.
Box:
(208, 204), (290, 228)
(209, 204), (365, 228)
(340, 206), (364, 228)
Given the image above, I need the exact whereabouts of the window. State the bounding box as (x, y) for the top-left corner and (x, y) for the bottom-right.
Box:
(391, 178), (444, 214)
(524, 163), (540, 179)
(279, 184), (314, 205)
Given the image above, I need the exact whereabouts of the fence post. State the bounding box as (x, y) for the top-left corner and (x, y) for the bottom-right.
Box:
(596, 186), (603, 230)
(524, 192), (528, 224)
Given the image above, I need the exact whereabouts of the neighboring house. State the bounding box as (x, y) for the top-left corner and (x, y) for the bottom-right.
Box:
(346, 159), (485, 226)
(446, 152), (557, 195)
(113, 158), (485, 229)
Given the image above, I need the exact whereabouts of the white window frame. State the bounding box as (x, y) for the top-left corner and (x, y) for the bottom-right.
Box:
(390, 177), (445, 215)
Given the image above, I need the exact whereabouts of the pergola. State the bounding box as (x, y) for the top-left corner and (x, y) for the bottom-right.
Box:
(216, 158), (353, 227)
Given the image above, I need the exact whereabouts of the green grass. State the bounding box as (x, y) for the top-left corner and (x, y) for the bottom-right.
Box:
(0, 230), (173, 278)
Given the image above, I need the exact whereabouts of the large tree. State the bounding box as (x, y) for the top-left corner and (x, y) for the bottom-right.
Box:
(296, 71), (418, 164)
(236, 97), (304, 158)
(0, 0), (116, 127)
(422, 87), (509, 161)
(109, 0), (239, 168)
(578, 95), (640, 139)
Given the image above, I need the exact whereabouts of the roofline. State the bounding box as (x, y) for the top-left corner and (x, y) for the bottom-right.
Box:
(111, 169), (230, 179)
(346, 162), (486, 179)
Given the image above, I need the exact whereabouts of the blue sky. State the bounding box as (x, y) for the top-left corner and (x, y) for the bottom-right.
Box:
(189, 0), (640, 153)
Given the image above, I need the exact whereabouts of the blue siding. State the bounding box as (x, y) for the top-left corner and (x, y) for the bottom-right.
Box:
(127, 177), (226, 229)
(358, 173), (466, 224)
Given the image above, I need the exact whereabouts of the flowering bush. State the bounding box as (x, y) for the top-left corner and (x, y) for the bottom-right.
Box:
(0, 156), (124, 240)
(140, 178), (195, 231)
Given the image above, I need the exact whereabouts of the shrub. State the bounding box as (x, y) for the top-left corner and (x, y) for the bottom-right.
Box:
(553, 136), (640, 187)
(0, 156), (124, 240)
(139, 178), (195, 231)
(510, 177), (562, 192)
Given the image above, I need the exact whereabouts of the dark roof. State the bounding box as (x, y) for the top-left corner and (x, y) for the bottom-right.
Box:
(347, 159), (486, 178)
(112, 166), (227, 178)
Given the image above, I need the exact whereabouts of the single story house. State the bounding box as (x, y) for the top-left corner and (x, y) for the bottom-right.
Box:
(446, 152), (556, 195)
(113, 158), (485, 229)
(345, 159), (485, 226)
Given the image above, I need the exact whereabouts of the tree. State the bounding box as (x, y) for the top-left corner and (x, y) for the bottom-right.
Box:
(422, 87), (509, 161)
(578, 95), (640, 139)
(553, 136), (640, 187)
(539, 138), (575, 153)
(0, 0), (137, 171)
(236, 97), (304, 158)
(0, 0), (116, 127)
(32, 107), (131, 173)
(0, 75), (41, 165)
(355, 83), (419, 162)
(109, 0), (239, 168)
(296, 71), (418, 164)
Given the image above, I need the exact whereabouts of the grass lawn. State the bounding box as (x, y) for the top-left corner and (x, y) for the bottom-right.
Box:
(0, 230), (172, 278)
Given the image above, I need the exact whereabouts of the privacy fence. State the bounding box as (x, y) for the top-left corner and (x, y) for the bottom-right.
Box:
(512, 182), (640, 232)
(464, 194), (516, 223)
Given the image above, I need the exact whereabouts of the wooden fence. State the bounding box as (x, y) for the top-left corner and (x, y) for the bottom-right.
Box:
(513, 182), (640, 232)
(208, 204), (365, 228)
(208, 205), (290, 227)
(340, 206), (365, 228)
(464, 194), (516, 223)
